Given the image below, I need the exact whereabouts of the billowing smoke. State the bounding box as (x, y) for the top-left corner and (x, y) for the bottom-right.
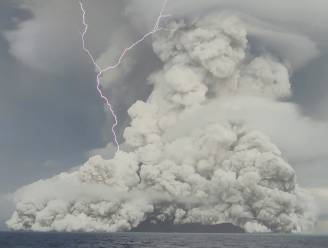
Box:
(7, 13), (316, 233)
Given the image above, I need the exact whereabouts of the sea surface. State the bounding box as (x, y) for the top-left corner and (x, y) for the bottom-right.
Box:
(0, 232), (327, 248)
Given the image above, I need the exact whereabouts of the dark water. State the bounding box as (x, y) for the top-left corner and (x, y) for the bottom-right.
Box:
(0, 232), (328, 248)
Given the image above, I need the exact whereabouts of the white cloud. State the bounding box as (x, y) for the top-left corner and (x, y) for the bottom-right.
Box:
(8, 13), (318, 233)
(128, 0), (323, 69)
(165, 97), (328, 163)
(5, 0), (129, 74)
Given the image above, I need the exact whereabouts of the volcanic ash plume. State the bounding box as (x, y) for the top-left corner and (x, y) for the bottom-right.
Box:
(7, 14), (315, 233)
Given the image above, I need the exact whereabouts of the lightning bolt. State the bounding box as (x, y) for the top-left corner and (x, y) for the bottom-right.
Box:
(79, 0), (170, 152)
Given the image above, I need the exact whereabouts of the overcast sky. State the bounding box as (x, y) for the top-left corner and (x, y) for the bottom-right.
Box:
(1, 0), (328, 232)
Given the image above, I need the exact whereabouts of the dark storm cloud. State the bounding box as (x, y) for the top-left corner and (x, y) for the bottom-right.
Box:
(0, 0), (113, 228)
(292, 55), (328, 120)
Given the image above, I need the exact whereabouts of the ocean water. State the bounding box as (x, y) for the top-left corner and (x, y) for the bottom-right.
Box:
(0, 232), (327, 248)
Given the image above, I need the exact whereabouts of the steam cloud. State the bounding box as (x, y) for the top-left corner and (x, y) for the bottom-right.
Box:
(7, 13), (316, 233)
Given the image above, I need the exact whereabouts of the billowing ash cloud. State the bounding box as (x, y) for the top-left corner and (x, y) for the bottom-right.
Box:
(7, 13), (316, 233)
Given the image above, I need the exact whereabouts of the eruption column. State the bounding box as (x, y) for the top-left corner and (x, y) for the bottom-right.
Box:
(79, 0), (170, 151)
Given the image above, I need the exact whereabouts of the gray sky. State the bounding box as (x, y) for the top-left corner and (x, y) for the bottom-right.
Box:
(0, 0), (328, 232)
